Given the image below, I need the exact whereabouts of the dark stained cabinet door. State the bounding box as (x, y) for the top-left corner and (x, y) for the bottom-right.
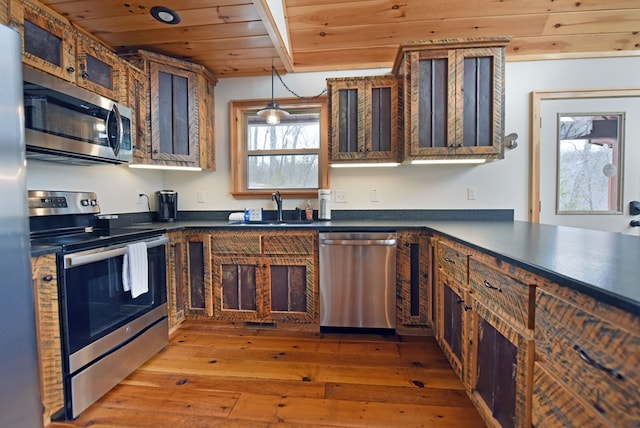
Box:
(328, 76), (399, 164)
(395, 38), (509, 162)
(438, 271), (469, 382)
(475, 317), (517, 428)
(396, 230), (429, 327)
(184, 234), (213, 317)
(270, 265), (307, 313)
(149, 62), (199, 164)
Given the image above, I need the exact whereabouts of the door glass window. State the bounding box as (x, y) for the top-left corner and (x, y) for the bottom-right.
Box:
(556, 113), (624, 214)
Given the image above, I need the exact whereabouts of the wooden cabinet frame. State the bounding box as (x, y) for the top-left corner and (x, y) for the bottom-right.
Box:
(12, 0), (76, 83)
(468, 299), (534, 428)
(396, 230), (429, 327)
(393, 37), (509, 162)
(328, 75), (400, 164)
(75, 33), (125, 102)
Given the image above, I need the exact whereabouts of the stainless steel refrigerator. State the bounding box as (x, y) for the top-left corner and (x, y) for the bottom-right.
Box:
(0, 24), (44, 427)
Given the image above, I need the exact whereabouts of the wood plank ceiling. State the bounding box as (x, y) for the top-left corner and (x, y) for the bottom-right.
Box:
(39, 0), (640, 77)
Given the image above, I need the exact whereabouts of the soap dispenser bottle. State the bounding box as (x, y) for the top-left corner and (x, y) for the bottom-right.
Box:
(305, 200), (313, 220)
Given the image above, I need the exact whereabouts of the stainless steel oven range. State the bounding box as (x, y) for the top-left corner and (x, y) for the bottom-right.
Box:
(29, 190), (168, 420)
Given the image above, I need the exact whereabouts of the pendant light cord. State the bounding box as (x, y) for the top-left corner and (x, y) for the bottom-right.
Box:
(272, 65), (327, 101)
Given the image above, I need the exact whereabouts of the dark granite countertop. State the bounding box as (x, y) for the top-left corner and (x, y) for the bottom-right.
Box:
(32, 216), (640, 317)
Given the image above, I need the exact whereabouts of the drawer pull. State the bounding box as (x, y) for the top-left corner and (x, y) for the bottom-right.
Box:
(483, 280), (502, 292)
(456, 297), (472, 311)
(574, 344), (625, 381)
(444, 257), (455, 264)
(42, 275), (53, 282)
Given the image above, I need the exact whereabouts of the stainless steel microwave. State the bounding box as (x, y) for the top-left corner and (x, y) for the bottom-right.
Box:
(23, 66), (132, 165)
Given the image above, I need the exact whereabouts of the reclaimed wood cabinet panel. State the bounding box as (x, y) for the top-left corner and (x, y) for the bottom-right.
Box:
(0, 0), (8, 24)
(327, 75), (400, 164)
(166, 232), (186, 332)
(531, 362), (609, 428)
(125, 62), (148, 163)
(31, 253), (64, 426)
(469, 300), (534, 428)
(263, 233), (314, 255)
(184, 233), (213, 318)
(437, 239), (469, 284)
(122, 49), (216, 169)
(438, 270), (470, 383)
(535, 286), (640, 427)
(393, 37), (509, 162)
(75, 33), (125, 102)
(469, 257), (532, 331)
(396, 230), (429, 327)
(211, 230), (318, 324)
(11, 0), (76, 83)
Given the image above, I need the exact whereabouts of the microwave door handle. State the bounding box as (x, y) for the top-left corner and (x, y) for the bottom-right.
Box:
(107, 104), (123, 156)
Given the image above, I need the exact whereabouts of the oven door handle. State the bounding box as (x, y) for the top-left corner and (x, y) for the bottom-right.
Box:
(64, 236), (169, 269)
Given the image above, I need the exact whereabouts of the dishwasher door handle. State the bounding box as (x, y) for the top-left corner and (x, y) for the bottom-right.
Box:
(320, 239), (397, 246)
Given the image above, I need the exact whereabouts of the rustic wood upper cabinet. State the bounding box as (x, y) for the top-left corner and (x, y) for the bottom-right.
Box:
(1, 0), (9, 24)
(75, 33), (125, 102)
(11, 0), (77, 83)
(124, 62), (148, 163)
(327, 76), (400, 164)
(123, 50), (216, 170)
(393, 37), (510, 162)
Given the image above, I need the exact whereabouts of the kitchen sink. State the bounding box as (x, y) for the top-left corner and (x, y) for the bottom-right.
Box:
(239, 220), (315, 225)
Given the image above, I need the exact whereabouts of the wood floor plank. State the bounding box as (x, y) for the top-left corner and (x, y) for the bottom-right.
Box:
(46, 321), (484, 428)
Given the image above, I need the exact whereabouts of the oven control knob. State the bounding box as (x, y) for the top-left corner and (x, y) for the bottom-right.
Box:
(90, 199), (98, 206)
(81, 199), (89, 206)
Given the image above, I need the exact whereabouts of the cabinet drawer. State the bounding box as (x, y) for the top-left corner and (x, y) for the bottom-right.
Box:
(469, 257), (531, 331)
(263, 233), (315, 255)
(532, 362), (608, 428)
(437, 240), (468, 284)
(535, 288), (640, 427)
(212, 233), (261, 255)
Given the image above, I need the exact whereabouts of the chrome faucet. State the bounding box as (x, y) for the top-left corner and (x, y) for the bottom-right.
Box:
(271, 191), (283, 222)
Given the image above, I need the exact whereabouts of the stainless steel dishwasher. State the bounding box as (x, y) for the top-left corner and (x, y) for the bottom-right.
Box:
(319, 232), (397, 329)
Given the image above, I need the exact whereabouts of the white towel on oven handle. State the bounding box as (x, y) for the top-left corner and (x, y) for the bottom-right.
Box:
(122, 242), (148, 298)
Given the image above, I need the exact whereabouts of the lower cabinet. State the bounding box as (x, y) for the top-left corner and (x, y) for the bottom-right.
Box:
(184, 232), (213, 318)
(212, 230), (318, 324)
(533, 283), (640, 427)
(468, 300), (534, 428)
(31, 253), (64, 426)
(438, 271), (470, 383)
(166, 232), (186, 331)
(396, 230), (429, 327)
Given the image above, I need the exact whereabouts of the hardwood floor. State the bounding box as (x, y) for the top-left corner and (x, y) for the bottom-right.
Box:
(48, 321), (485, 427)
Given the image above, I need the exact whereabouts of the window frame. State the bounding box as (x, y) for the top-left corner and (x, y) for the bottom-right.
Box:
(230, 97), (329, 199)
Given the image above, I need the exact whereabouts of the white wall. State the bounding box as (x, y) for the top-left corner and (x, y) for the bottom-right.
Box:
(26, 56), (640, 219)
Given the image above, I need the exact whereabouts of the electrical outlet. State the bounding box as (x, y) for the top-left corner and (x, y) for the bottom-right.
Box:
(467, 187), (477, 200)
(370, 187), (380, 202)
(197, 190), (205, 203)
(335, 190), (348, 203)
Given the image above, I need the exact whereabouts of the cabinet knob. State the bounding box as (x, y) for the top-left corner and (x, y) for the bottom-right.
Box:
(81, 71), (89, 79)
(262, 264), (267, 269)
(42, 275), (53, 282)
(457, 297), (472, 311)
(153, 149), (159, 154)
(66, 66), (75, 73)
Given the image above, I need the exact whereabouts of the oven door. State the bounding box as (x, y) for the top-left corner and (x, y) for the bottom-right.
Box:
(60, 236), (168, 373)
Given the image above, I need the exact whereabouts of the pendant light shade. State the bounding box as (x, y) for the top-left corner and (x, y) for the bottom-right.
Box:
(257, 65), (289, 125)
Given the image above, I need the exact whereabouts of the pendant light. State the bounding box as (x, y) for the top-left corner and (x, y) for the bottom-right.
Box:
(257, 64), (289, 125)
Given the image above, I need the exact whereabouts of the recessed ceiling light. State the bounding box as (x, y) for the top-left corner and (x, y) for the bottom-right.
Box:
(150, 6), (181, 25)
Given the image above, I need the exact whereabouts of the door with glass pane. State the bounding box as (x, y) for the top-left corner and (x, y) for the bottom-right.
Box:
(539, 95), (640, 234)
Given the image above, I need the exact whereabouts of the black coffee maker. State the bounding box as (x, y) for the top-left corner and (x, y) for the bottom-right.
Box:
(156, 190), (178, 222)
